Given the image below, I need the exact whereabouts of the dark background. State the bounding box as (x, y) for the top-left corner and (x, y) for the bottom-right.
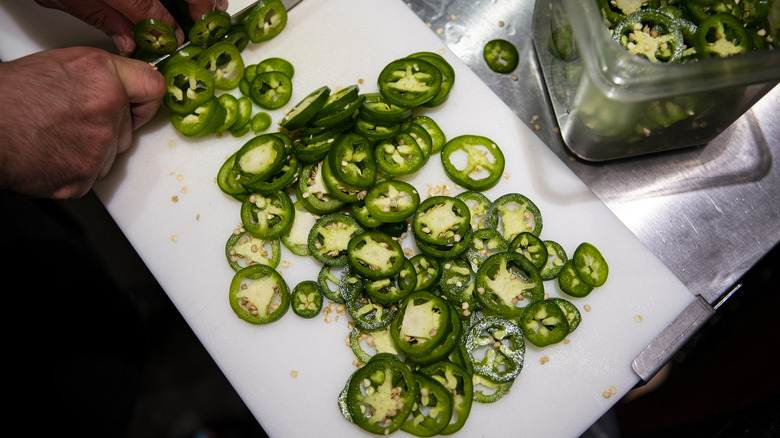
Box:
(3, 191), (778, 438)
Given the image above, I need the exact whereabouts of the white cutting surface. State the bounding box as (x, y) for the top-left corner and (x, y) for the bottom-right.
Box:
(0, 0), (695, 436)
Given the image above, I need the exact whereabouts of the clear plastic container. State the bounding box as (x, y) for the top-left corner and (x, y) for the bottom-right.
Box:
(532, 0), (780, 161)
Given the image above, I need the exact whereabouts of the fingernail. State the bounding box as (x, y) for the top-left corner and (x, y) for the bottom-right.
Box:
(175, 27), (186, 45)
(113, 34), (134, 57)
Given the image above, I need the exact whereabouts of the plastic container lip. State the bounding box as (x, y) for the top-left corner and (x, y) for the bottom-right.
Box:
(568, 0), (780, 102)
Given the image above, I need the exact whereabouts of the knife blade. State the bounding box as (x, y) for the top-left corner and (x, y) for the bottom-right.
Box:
(151, 0), (303, 67)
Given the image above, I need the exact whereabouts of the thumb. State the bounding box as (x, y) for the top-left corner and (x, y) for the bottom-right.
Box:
(111, 56), (166, 147)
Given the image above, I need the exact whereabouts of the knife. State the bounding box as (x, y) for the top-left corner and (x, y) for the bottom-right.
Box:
(151, 0), (303, 67)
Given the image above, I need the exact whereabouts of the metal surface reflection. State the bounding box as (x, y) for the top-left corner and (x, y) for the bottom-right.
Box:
(405, 0), (779, 303)
(406, 0), (780, 379)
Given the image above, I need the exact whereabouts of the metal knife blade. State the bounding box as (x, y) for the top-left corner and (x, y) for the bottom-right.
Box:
(151, 0), (303, 67)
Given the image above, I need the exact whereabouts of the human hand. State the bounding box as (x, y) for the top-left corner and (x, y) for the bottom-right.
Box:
(0, 47), (165, 199)
(34, 0), (229, 56)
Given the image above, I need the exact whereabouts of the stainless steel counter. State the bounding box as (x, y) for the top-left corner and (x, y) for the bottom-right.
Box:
(405, 0), (780, 380)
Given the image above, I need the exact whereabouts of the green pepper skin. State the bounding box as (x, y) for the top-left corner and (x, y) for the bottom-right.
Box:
(291, 280), (324, 318)
(694, 13), (753, 58)
(419, 361), (473, 435)
(483, 39), (519, 73)
(389, 291), (452, 358)
(408, 51), (456, 107)
(364, 180), (420, 223)
(485, 193), (543, 240)
(326, 132), (377, 188)
(189, 10), (231, 47)
(132, 19), (178, 56)
(229, 264), (289, 324)
(345, 354), (415, 435)
(400, 372), (454, 437)
(612, 9), (685, 63)
(509, 231), (548, 270)
(518, 299), (571, 347)
(308, 213), (364, 266)
(347, 231), (406, 280)
(440, 135), (505, 191)
(240, 191), (295, 240)
(463, 316), (525, 382)
(377, 58), (443, 108)
(163, 62), (215, 115)
(474, 251), (544, 318)
(572, 242), (609, 287)
(250, 71), (293, 110)
(197, 41), (245, 90)
(245, 0), (288, 43)
(558, 259), (594, 298)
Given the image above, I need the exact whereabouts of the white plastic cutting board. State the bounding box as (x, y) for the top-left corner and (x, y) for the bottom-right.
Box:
(0, 0), (694, 436)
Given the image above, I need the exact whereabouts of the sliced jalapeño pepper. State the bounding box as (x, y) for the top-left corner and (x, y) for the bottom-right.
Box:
(440, 135), (505, 191)
(225, 228), (281, 271)
(163, 62), (215, 115)
(485, 193), (543, 240)
(256, 56), (295, 78)
(410, 254), (442, 292)
(132, 19), (178, 56)
(344, 354), (415, 435)
(572, 242), (609, 287)
(465, 228), (509, 272)
(229, 264), (289, 324)
(250, 71), (293, 110)
(558, 259), (594, 297)
(463, 315), (525, 382)
(408, 51), (455, 107)
(456, 190), (495, 230)
(483, 39), (520, 74)
(245, 0), (288, 43)
(344, 268), (397, 330)
(233, 133), (288, 186)
(364, 180), (420, 223)
(326, 131), (377, 188)
(474, 251), (544, 318)
(412, 195), (471, 247)
(411, 115), (446, 155)
(550, 297), (581, 332)
(374, 132), (426, 177)
(348, 325), (401, 364)
(278, 85), (330, 131)
(377, 57), (443, 108)
(308, 213), (364, 266)
(197, 41), (245, 90)
(189, 10), (231, 47)
(389, 290), (452, 357)
(612, 9), (685, 63)
(347, 231), (406, 280)
(509, 231), (548, 270)
(438, 258), (480, 319)
(518, 298), (570, 347)
(359, 92), (411, 123)
(419, 361), (473, 435)
(401, 372), (454, 437)
(540, 240), (568, 280)
(363, 258), (417, 305)
(280, 200), (316, 257)
(169, 96), (225, 137)
(291, 280), (323, 319)
(694, 13), (753, 58)
(240, 191), (295, 240)
(296, 162), (345, 215)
